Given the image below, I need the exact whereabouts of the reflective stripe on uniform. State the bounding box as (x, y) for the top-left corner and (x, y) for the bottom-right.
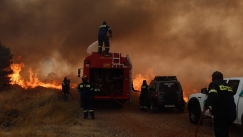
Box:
(219, 85), (233, 92)
(79, 85), (84, 88)
(100, 25), (106, 28)
(84, 110), (88, 112)
(89, 110), (94, 112)
(208, 89), (217, 93)
(141, 86), (146, 88)
(227, 86), (233, 92)
(86, 85), (90, 87)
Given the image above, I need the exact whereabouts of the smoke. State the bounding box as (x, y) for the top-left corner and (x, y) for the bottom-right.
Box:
(87, 41), (98, 55)
(1, 0), (243, 96)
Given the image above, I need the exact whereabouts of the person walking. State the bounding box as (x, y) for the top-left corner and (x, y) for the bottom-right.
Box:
(98, 21), (112, 54)
(204, 71), (236, 137)
(62, 77), (70, 101)
(77, 75), (95, 119)
(140, 80), (149, 111)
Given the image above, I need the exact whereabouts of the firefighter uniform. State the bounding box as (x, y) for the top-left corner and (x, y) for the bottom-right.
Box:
(77, 76), (95, 119)
(204, 71), (236, 137)
(98, 21), (112, 54)
(62, 77), (70, 101)
(140, 80), (149, 111)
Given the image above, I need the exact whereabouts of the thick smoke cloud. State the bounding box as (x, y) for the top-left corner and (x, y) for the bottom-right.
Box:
(1, 0), (243, 96)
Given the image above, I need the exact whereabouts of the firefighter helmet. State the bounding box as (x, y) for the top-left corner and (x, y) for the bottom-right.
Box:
(82, 75), (88, 81)
(64, 77), (67, 80)
(143, 80), (147, 84)
(212, 71), (223, 81)
(103, 21), (106, 25)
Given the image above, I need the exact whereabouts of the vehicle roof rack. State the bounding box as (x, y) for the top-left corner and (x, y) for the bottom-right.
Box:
(153, 76), (177, 81)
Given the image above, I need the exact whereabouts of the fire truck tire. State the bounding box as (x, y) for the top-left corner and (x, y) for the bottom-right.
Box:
(150, 100), (158, 112)
(189, 105), (201, 125)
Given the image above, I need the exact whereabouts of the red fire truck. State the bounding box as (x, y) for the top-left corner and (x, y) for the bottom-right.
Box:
(78, 52), (133, 107)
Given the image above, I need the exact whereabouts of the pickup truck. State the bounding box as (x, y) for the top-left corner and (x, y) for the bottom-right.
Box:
(188, 77), (243, 125)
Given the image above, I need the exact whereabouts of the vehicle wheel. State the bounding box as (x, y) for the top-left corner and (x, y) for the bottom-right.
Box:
(150, 100), (157, 112)
(177, 105), (185, 113)
(189, 105), (202, 124)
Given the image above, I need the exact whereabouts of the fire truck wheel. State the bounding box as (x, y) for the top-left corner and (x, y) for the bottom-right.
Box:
(189, 105), (201, 125)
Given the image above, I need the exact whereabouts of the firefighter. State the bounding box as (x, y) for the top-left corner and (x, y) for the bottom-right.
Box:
(77, 75), (95, 119)
(98, 21), (112, 54)
(62, 77), (70, 101)
(140, 80), (149, 111)
(204, 71), (236, 137)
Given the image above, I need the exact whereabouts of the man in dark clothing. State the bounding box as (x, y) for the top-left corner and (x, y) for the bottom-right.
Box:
(77, 75), (95, 119)
(204, 71), (236, 137)
(140, 80), (149, 111)
(98, 21), (112, 54)
(62, 77), (70, 101)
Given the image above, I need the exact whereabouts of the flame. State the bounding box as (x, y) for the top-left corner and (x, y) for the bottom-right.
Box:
(133, 69), (192, 102)
(9, 61), (66, 89)
(133, 69), (155, 91)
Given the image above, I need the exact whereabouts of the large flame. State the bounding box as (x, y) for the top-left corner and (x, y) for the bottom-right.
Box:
(9, 61), (63, 89)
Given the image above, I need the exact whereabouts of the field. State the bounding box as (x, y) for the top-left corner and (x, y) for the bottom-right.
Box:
(0, 86), (243, 137)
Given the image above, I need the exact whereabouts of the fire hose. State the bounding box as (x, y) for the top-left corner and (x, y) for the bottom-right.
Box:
(99, 87), (125, 107)
(195, 108), (212, 137)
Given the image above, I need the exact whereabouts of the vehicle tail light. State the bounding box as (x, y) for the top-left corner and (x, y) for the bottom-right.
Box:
(85, 60), (90, 64)
(155, 91), (158, 100)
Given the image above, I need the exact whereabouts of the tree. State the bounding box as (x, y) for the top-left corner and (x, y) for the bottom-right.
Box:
(0, 42), (13, 88)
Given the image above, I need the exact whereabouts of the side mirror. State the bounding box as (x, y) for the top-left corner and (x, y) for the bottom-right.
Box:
(201, 88), (208, 94)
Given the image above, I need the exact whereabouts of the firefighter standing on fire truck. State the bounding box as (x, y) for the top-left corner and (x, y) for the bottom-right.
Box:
(77, 76), (95, 119)
(98, 21), (112, 54)
(140, 80), (149, 111)
(62, 77), (70, 101)
(204, 71), (236, 137)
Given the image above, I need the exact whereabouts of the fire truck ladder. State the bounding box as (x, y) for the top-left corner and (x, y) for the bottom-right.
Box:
(112, 53), (124, 68)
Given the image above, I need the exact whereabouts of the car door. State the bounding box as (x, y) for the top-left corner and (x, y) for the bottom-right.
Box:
(228, 79), (241, 124)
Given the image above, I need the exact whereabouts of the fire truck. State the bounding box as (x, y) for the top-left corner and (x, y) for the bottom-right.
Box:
(78, 52), (133, 107)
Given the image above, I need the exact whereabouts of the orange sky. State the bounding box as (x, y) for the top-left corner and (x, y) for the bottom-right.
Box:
(1, 0), (243, 97)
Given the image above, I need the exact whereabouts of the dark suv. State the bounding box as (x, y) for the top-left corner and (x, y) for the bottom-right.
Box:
(148, 76), (185, 112)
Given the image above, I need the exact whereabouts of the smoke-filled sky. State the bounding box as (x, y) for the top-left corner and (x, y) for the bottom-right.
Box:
(1, 0), (243, 96)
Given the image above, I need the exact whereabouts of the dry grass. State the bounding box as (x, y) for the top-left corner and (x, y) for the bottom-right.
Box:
(0, 85), (83, 136)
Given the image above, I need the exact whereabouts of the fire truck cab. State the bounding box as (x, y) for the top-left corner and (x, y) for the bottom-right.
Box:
(78, 52), (133, 107)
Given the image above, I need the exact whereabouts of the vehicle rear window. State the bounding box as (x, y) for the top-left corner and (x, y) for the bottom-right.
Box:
(159, 82), (180, 91)
(227, 80), (240, 95)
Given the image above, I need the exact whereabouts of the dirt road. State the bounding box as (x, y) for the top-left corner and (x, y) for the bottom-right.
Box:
(71, 92), (243, 137)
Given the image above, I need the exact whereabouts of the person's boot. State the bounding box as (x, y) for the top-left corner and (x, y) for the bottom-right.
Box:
(83, 111), (88, 119)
